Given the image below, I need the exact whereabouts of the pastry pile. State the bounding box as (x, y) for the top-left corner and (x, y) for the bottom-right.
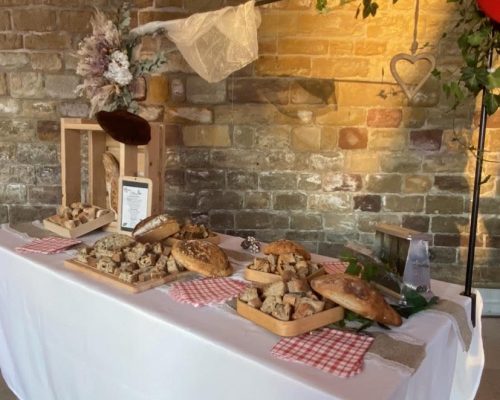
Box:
(239, 277), (334, 321)
(77, 234), (186, 284)
(171, 222), (215, 240)
(249, 239), (320, 278)
(48, 203), (112, 229)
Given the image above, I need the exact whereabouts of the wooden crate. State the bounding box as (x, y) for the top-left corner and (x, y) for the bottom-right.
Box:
(43, 211), (115, 239)
(60, 118), (166, 227)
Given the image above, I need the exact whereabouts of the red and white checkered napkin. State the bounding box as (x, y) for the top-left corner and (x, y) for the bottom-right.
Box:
(271, 328), (374, 378)
(169, 278), (247, 307)
(322, 260), (348, 275)
(15, 237), (81, 255)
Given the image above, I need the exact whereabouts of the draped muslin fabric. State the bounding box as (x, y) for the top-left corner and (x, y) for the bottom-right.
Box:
(166, 0), (261, 83)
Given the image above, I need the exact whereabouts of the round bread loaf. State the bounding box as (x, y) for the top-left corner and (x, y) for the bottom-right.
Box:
(263, 239), (311, 260)
(172, 240), (232, 277)
(93, 234), (135, 252)
(310, 273), (402, 326)
(132, 214), (180, 242)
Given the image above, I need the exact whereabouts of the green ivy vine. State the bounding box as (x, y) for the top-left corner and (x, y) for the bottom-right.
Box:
(438, 0), (500, 115)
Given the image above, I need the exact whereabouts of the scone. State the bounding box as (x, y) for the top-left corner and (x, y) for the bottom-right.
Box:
(171, 240), (232, 277)
(310, 273), (402, 326)
(263, 239), (311, 260)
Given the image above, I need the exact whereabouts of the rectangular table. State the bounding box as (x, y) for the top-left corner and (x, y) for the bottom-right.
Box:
(0, 228), (484, 400)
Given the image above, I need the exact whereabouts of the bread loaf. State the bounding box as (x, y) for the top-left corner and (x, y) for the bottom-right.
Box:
(263, 239), (311, 260)
(171, 240), (232, 277)
(102, 152), (119, 214)
(310, 273), (402, 326)
(132, 214), (180, 243)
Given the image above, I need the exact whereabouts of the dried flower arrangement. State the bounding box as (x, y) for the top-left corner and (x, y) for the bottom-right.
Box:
(76, 3), (165, 117)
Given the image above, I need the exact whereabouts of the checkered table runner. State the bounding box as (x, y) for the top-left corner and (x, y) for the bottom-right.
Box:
(271, 328), (374, 378)
(15, 237), (81, 255)
(169, 278), (247, 307)
(321, 260), (348, 275)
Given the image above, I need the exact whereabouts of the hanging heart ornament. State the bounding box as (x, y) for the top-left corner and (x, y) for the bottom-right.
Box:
(390, 53), (436, 101)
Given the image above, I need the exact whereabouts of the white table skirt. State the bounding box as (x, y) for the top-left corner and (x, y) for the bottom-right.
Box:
(0, 229), (484, 400)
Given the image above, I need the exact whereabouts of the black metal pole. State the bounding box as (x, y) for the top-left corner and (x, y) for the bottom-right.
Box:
(463, 47), (494, 326)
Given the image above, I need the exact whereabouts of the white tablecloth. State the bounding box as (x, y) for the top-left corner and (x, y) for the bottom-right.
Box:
(0, 229), (484, 400)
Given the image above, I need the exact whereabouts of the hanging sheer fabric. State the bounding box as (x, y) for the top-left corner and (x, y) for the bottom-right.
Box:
(131, 0), (261, 83)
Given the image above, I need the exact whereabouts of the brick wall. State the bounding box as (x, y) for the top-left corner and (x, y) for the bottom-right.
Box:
(0, 0), (499, 287)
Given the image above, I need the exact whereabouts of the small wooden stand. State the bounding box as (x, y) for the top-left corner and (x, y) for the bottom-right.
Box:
(43, 212), (115, 239)
(60, 118), (165, 231)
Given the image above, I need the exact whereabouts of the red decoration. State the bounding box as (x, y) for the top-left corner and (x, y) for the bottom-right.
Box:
(477, 0), (500, 23)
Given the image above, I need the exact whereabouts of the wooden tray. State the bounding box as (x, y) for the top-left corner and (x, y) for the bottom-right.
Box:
(43, 212), (115, 238)
(236, 299), (344, 337)
(244, 265), (325, 284)
(64, 258), (191, 293)
(165, 233), (221, 246)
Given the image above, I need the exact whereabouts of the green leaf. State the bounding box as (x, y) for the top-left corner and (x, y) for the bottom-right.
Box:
(431, 68), (441, 79)
(487, 68), (500, 89)
(315, 0), (327, 12)
(345, 259), (362, 276)
(484, 91), (499, 115)
(467, 30), (488, 46)
(393, 288), (439, 318)
(360, 263), (378, 282)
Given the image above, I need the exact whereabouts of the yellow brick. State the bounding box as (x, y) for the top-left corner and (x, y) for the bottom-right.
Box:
(259, 12), (299, 37)
(401, 107), (427, 128)
(297, 13), (365, 36)
(367, 14), (412, 39)
(278, 37), (329, 55)
(316, 107), (366, 126)
(354, 40), (387, 56)
(258, 38), (277, 54)
(146, 75), (169, 104)
(320, 127), (338, 150)
(311, 57), (370, 78)
(421, 0), (458, 13)
(368, 129), (407, 150)
(337, 82), (406, 107)
(329, 40), (353, 56)
(183, 125), (231, 147)
(283, 0), (313, 10)
(292, 126), (321, 151)
(345, 152), (380, 173)
(256, 56), (311, 77)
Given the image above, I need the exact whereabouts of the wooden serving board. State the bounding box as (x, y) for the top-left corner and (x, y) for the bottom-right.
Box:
(43, 212), (115, 239)
(236, 300), (344, 337)
(244, 266), (325, 284)
(64, 258), (191, 293)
